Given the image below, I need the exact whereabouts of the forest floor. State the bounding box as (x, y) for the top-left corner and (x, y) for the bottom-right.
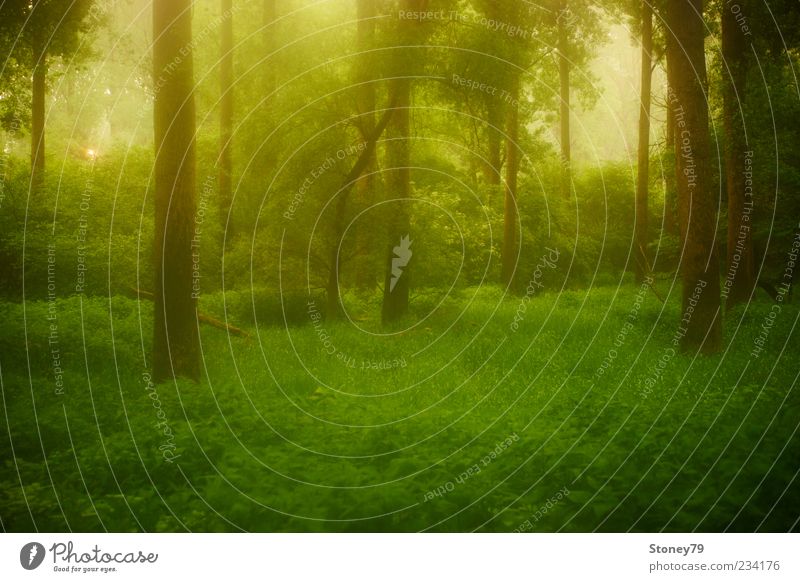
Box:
(1, 285), (798, 532)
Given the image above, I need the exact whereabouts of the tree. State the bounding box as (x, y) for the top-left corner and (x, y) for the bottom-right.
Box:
(152, 0), (200, 382)
(353, 0), (379, 289)
(326, 101), (397, 317)
(502, 72), (521, 287)
(634, 0), (653, 282)
(381, 0), (429, 324)
(663, 90), (679, 236)
(557, 0), (572, 199)
(0, 0), (97, 189)
(219, 0), (234, 245)
(483, 1), (504, 188)
(666, 0), (722, 353)
(381, 73), (413, 323)
(546, 0), (603, 199)
(720, 0), (755, 308)
(324, 0), (395, 316)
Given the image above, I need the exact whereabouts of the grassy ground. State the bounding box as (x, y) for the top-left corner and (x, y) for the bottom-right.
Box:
(1, 285), (798, 532)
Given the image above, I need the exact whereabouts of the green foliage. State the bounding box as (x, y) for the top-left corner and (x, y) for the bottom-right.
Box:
(1, 0), (799, 536)
(1, 289), (798, 531)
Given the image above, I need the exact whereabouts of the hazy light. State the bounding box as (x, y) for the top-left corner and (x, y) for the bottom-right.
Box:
(87, 149), (97, 160)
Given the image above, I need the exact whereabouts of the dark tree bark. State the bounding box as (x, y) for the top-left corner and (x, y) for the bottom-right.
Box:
(353, 0), (378, 289)
(381, 76), (411, 324)
(31, 32), (46, 191)
(721, 0), (755, 308)
(502, 74), (520, 288)
(666, 0), (722, 354)
(485, 104), (503, 186)
(635, 0), (653, 282)
(356, 0), (376, 185)
(663, 92), (679, 236)
(557, 0), (571, 199)
(219, 0), (234, 244)
(153, 0), (200, 382)
(326, 101), (397, 317)
(381, 0), (427, 323)
(482, 0), (503, 188)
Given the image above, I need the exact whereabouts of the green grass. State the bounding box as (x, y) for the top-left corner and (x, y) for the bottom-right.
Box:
(1, 285), (798, 532)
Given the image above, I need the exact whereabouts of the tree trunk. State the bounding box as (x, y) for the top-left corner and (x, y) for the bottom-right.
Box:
(326, 101), (397, 317)
(381, 0), (426, 323)
(666, 0), (722, 354)
(635, 0), (653, 282)
(356, 0), (376, 186)
(663, 90), (679, 236)
(558, 0), (571, 199)
(721, 0), (755, 308)
(502, 74), (520, 288)
(482, 0), (503, 189)
(153, 0), (200, 382)
(381, 77), (411, 324)
(485, 104), (502, 186)
(354, 0), (377, 289)
(219, 0), (234, 244)
(31, 34), (46, 191)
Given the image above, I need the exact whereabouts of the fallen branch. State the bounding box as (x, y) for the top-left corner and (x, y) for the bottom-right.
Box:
(127, 287), (250, 338)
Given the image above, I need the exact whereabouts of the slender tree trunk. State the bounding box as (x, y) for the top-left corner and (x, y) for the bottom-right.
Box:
(219, 0), (234, 244)
(483, 0), (503, 189)
(666, 0), (722, 354)
(326, 101), (397, 317)
(31, 35), (46, 191)
(635, 0), (653, 282)
(381, 76), (411, 324)
(381, 0), (427, 323)
(663, 91), (679, 236)
(721, 0), (755, 308)
(354, 0), (377, 289)
(558, 0), (571, 199)
(356, 0), (376, 186)
(485, 105), (502, 186)
(153, 0), (200, 382)
(502, 74), (520, 288)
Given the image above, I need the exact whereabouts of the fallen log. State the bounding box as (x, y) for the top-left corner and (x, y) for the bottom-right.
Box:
(127, 286), (250, 338)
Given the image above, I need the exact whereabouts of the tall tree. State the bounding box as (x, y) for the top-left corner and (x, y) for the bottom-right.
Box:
(666, 0), (722, 353)
(502, 72), (521, 288)
(483, 1), (504, 188)
(30, 24), (46, 191)
(634, 0), (653, 282)
(381, 0), (428, 324)
(381, 76), (412, 323)
(152, 0), (200, 381)
(0, 0), (97, 189)
(557, 0), (572, 199)
(721, 0), (755, 308)
(353, 0), (379, 289)
(219, 0), (234, 244)
(326, 102), (397, 317)
(355, 0), (377, 191)
(663, 89), (679, 236)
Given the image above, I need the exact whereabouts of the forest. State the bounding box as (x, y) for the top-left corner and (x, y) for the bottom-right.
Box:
(0, 0), (799, 532)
